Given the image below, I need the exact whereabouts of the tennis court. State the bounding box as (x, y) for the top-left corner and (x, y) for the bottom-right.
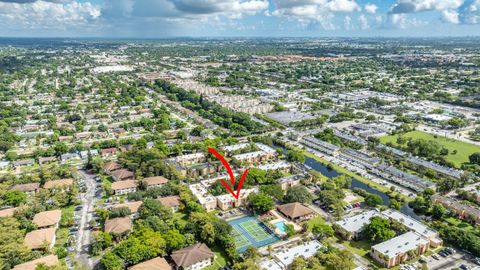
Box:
(229, 216), (279, 252)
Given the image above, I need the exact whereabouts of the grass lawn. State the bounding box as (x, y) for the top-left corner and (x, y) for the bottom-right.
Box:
(341, 239), (371, 257)
(305, 216), (326, 232)
(173, 212), (188, 228)
(445, 217), (476, 232)
(380, 130), (480, 168)
(205, 246), (228, 270)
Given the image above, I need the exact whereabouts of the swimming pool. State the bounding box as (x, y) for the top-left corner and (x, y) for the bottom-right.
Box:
(274, 221), (286, 234)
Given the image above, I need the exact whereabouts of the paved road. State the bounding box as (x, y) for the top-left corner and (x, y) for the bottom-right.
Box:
(75, 170), (98, 269)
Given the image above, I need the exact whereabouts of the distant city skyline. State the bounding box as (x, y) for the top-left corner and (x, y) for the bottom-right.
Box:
(0, 0), (480, 38)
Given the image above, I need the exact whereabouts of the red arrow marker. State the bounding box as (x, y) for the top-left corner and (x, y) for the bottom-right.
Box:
(208, 147), (248, 200)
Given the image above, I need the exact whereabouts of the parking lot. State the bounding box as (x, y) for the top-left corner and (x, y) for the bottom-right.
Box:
(425, 249), (479, 270)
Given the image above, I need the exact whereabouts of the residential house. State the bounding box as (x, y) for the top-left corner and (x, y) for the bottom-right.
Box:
(112, 201), (143, 216)
(128, 257), (172, 270)
(171, 243), (214, 270)
(38, 156), (57, 165)
(144, 176), (169, 189)
(33, 210), (62, 229)
(432, 196), (480, 224)
(13, 255), (59, 270)
(105, 217), (133, 235)
(43, 178), (74, 190)
(103, 161), (122, 173)
(24, 228), (56, 250)
(11, 183), (40, 195)
(111, 169), (135, 182)
(13, 159), (35, 168)
(158, 196), (182, 212)
(101, 147), (117, 158)
(0, 207), (17, 218)
(111, 180), (137, 195)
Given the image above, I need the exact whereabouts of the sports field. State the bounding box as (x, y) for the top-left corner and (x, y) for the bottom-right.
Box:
(380, 130), (480, 168)
(229, 216), (279, 252)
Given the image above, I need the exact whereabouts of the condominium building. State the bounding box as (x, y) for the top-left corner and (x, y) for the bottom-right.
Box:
(370, 232), (429, 268)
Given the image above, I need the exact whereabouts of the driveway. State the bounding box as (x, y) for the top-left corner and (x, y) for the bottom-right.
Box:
(74, 170), (98, 269)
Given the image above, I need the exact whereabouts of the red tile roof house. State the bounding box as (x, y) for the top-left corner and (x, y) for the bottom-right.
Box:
(111, 180), (137, 195)
(128, 257), (172, 270)
(11, 182), (40, 195)
(12, 255), (59, 270)
(111, 169), (135, 182)
(143, 176), (169, 189)
(101, 147), (118, 158)
(32, 209), (62, 229)
(103, 161), (122, 173)
(158, 196), (182, 212)
(105, 217), (133, 237)
(24, 228), (56, 250)
(43, 178), (74, 190)
(171, 243), (215, 270)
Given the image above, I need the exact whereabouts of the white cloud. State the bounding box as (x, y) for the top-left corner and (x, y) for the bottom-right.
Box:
(458, 0), (480, 24)
(358, 14), (369, 29)
(364, 3), (377, 14)
(388, 13), (426, 28)
(326, 0), (360, 12)
(344, 15), (353, 29)
(271, 0), (361, 28)
(390, 0), (464, 14)
(0, 0), (101, 34)
(442, 9), (460, 23)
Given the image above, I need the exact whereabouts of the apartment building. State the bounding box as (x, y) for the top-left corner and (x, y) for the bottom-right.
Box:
(370, 232), (429, 268)
(301, 136), (340, 156)
(111, 180), (137, 195)
(171, 243), (214, 270)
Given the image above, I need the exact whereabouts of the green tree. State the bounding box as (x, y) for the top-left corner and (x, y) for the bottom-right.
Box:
(286, 150), (305, 163)
(312, 224), (334, 240)
(243, 246), (260, 261)
(100, 252), (124, 270)
(247, 193), (274, 213)
(290, 256), (306, 270)
(259, 184), (284, 201)
(3, 191), (27, 206)
(285, 224), (295, 237)
(363, 217), (395, 243)
(469, 152), (480, 165)
(365, 193), (383, 207)
(432, 204), (447, 219)
(284, 185), (312, 204)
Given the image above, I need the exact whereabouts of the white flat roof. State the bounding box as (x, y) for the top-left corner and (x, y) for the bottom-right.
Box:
(259, 259), (283, 270)
(337, 210), (379, 233)
(382, 209), (437, 239)
(275, 240), (323, 268)
(257, 161), (291, 171)
(223, 143), (249, 152)
(372, 232), (429, 258)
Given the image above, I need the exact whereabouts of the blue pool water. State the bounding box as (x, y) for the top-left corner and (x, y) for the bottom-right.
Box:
(274, 221), (286, 234)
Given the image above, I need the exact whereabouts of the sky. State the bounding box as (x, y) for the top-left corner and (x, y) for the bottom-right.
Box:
(0, 0), (479, 38)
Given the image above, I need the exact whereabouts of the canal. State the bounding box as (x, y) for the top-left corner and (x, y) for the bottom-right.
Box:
(300, 152), (420, 219)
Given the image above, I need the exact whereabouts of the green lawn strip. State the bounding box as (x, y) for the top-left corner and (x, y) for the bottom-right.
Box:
(301, 149), (411, 203)
(173, 212), (188, 228)
(380, 130), (480, 168)
(445, 217), (476, 232)
(340, 239), (371, 257)
(304, 216), (326, 232)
